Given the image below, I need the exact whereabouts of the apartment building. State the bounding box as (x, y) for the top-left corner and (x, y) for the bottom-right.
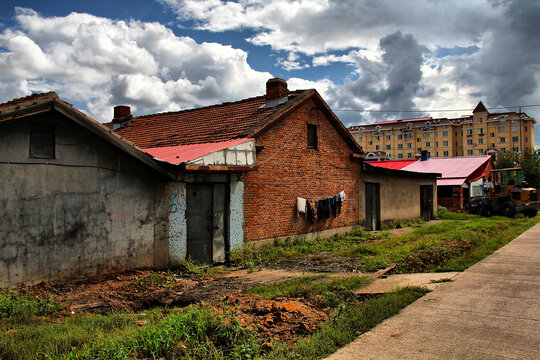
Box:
(349, 102), (536, 159)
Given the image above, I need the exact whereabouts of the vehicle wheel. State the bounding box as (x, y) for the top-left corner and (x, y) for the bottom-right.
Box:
(502, 202), (516, 218)
(480, 204), (492, 217)
(525, 208), (538, 218)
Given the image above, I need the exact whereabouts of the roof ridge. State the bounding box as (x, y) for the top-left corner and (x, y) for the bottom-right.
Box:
(133, 90), (307, 120)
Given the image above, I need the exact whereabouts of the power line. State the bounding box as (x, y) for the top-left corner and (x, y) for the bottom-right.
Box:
(333, 103), (540, 113)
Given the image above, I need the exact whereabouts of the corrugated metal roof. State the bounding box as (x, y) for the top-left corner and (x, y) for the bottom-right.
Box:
(144, 138), (252, 165)
(366, 160), (417, 170)
(403, 156), (491, 178)
(437, 178), (467, 186)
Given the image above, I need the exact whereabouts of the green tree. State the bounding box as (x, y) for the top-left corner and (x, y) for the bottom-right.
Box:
(493, 151), (517, 169)
(519, 148), (540, 188)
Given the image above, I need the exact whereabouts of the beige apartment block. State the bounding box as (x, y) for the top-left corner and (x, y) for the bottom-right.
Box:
(349, 102), (536, 159)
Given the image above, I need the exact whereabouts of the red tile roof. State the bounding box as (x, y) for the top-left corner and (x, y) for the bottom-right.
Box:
(0, 92), (58, 109)
(107, 90), (308, 148)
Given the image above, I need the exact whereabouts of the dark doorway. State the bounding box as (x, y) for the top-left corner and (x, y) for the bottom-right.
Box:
(365, 182), (380, 231)
(186, 183), (227, 264)
(420, 185), (434, 221)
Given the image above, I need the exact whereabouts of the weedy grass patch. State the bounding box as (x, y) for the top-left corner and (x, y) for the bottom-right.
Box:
(250, 275), (372, 307)
(267, 286), (430, 360)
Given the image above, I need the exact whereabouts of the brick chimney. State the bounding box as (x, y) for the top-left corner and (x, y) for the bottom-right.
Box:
(266, 78), (288, 100)
(113, 105), (132, 124)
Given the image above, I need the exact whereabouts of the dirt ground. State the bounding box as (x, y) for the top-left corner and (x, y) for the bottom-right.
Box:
(14, 225), (440, 343)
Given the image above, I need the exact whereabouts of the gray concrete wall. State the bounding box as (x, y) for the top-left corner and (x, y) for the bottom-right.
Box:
(0, 112), (169, 286)
(359, 171), (437, 225)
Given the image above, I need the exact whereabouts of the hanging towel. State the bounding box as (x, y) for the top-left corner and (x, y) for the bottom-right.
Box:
(330, 196), (337, 217)
(317, 198), (331, 219)
(297, 197), (307, 217)
(333, 194), (342, 214)
(339, 191), (346, 201)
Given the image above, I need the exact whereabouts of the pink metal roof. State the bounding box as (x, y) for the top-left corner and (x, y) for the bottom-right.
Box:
(402, 156), (491, 179)
(366, 160), (417, 170)
(144, 138), (252, 165)
(437, 178), (467, 186)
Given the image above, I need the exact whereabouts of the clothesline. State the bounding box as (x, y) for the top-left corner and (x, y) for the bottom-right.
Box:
(296, 191), (346, 224)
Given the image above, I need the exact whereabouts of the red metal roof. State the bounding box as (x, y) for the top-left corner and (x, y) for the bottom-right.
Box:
(107, 91), (306, 148)
(366, 160), (416, 170)
(403, 156), (491, 179)
(144, 138), (252, 165)
(437, 178), (467, 186)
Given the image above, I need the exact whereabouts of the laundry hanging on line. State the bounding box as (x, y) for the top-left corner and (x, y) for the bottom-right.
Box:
(296, 190), (346, 222)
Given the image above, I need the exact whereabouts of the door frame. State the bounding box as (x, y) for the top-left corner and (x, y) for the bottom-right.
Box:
(185, 182), (230, 264)
(365, 182), (381, 231)
(420, 184), (434, 221)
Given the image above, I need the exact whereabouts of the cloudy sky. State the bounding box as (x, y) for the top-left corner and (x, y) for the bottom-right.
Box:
(1, 0), (539, 144)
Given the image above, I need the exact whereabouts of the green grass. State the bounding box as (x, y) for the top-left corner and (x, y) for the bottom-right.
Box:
(0, 291), (63, 328)
(230, 227), (389, 270)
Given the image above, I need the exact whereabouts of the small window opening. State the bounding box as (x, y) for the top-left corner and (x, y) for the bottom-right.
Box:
(30, 123), (55, 159)
(307, 124), (318, 149)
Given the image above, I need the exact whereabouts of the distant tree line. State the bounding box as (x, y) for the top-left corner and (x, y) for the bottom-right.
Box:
(494, 148), (540, 188)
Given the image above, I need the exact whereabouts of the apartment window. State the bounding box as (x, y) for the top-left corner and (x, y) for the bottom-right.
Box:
(417, 138), (421, 142)
(398, 143), (403, 149)
(386, 135), (391, 141)
(443, 141), (449, 147)
(466, 129), (473, 136)
(358, 136), (363, 142)
(424, 132), (430, 138)
(513, 147), (519, 152)
(376, 145), (380, 150)
(498, 126), (505, 132)
(456, 141), (458, 146)
(501, 148), (506, 152)
(526, 137), (528, 142)
(512, 125), (518, 132)
(478, 117), (483, 123)
(525, 126), (528, 132)
(404, 133), (411, 139)
(478, 128), (484, 135)
(436, 152), (439, 157)
(375, 136), (380, 141)
(491, 143), (495, 148)
(443, 151), (449, 157)
(467, 139), (473, 145)
(307, 124), (318, 149)
(435, 141), (439, 147)
(467, 149), (474, 155)
(442, 130), (448, 137)
(398, 153), (403, 159)
(455, 131), (458, 136)
(478, 138), (484, 144)
(407, 153), (412, 158)
(30, 123), (55, 159)
(396, 134), (402, 140)
(478, 149), (484, 155)
(386, 144), (391, 150)
(490, 133), (495, 137)
(512, 136), (519, 142)
(368, 141), (373, 145)
(426, 142), (431, 147)
(407, 143), (412, 148)
(417, 147), (422, 152)
(500, 137), (506, 143)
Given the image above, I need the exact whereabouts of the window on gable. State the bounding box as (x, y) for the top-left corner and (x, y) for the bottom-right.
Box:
(30, 123), (55, 159)
(307, 124), (318, 149)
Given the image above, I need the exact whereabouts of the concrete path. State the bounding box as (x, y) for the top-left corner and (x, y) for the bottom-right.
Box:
(325, 222), (540, 360)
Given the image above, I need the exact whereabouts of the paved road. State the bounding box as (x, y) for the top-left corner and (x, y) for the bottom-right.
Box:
(325, 222), (540, 360)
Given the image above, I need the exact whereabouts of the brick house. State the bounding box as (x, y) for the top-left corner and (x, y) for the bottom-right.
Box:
(111, 78), (365, 244)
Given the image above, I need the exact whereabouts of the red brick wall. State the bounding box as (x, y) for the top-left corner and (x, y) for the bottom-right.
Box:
(242, 98), (360, 242)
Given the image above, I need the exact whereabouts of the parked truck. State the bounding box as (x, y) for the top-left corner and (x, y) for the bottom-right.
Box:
(466, 167), (539, 218)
